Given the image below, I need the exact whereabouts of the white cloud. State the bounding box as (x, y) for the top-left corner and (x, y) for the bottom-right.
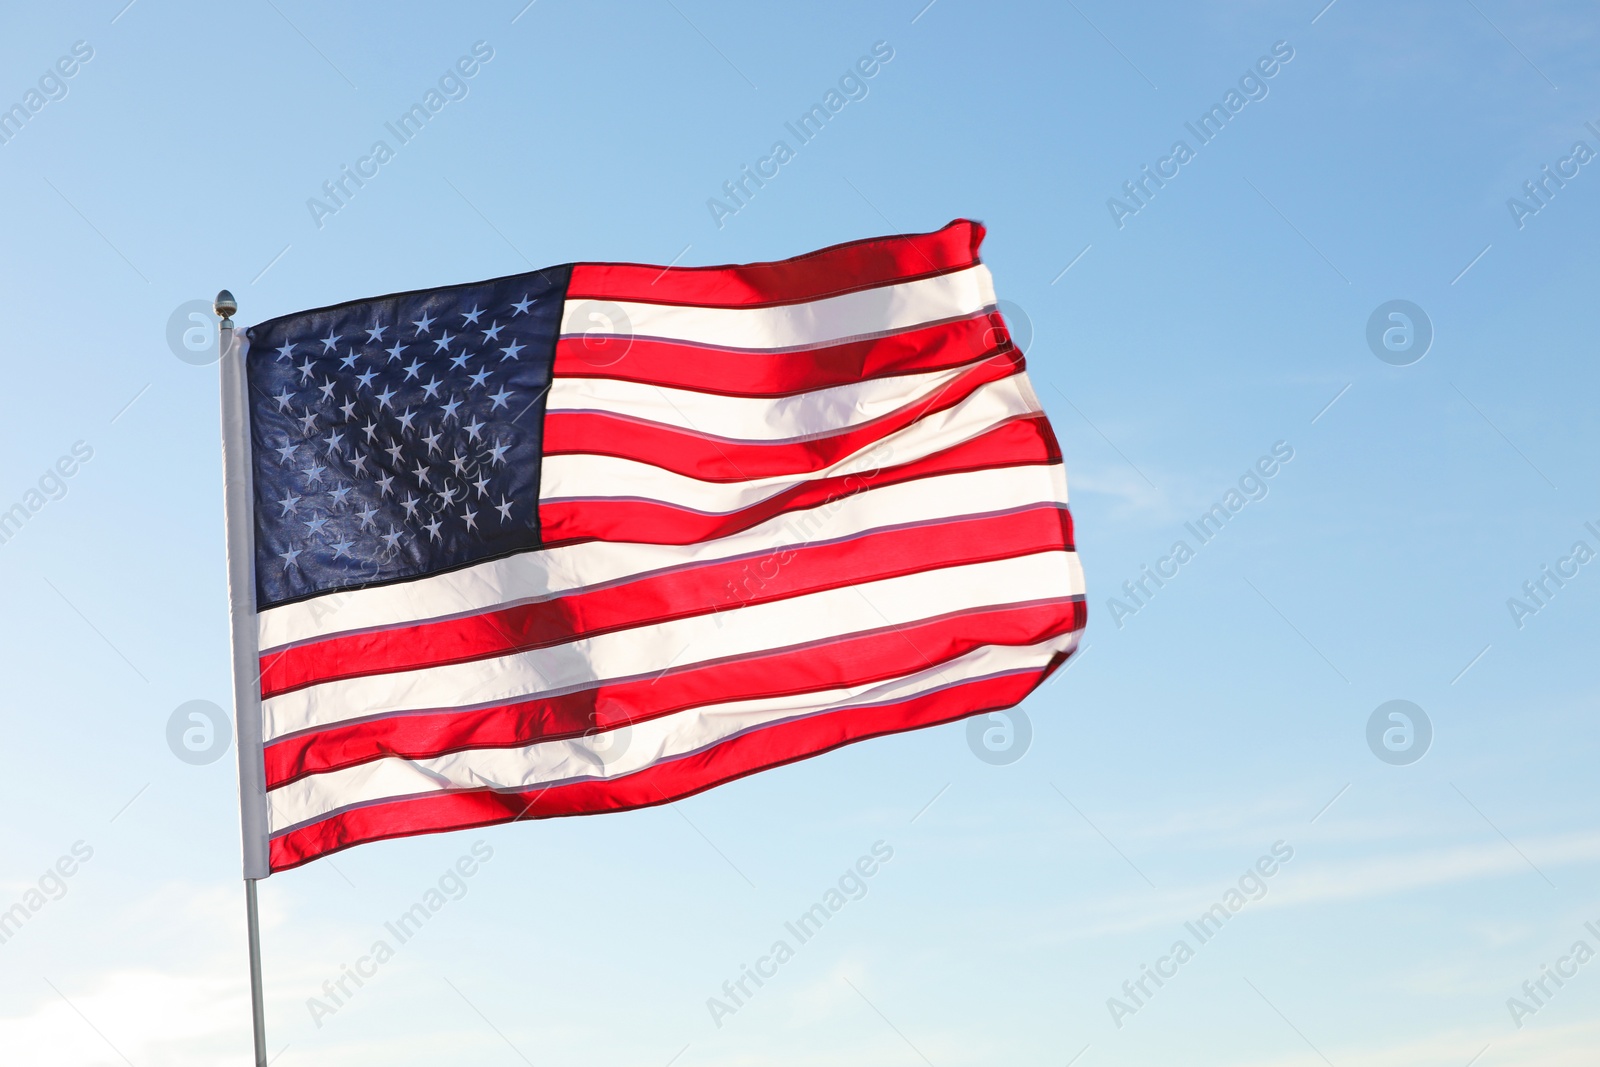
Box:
(0, 970), (252, 1067)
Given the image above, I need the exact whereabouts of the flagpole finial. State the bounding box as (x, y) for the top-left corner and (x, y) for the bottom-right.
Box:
(215, 289), (238, 329)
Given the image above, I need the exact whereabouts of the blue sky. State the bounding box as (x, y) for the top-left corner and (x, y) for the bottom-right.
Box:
(2, 1), (1599, 1064)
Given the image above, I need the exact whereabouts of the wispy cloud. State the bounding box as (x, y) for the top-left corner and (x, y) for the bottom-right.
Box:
(1031, 831), (1600, 942)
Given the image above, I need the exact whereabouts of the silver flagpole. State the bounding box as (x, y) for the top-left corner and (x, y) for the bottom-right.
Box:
(216, 289), (271, 1067)
(244, 877), (268, 1066)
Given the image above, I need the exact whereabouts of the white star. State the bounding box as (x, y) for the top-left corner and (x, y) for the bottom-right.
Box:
(339, 349), (359, 370)
(436, 483), (457, 508)
(376, 472), (395, 497)
(317, 378), (337, 401)
(499, 340), (525, 361)
(330, 484), (353, 507)
(303, 514), (329, 536)
(362, 420), (379, 443)
(400, 493), (421, 519)
(402, 359), (423, 380)
(495, 495), (513, 522)
(449, 351), (471, 370)
(320, 330), (341, 352)
(279, 546), (302, 569)
(274, 442), (300, 463)
(422, 429), (443, 455)
(277, 492), (302, 516)
(397, 407), (418, 433)
(461, 507), (478, 532)
(339, 397), (357, 421)
(440, 396), (463, 423)
(276, 342), (295, 361)
(355, 368), (377, 390)
(381, 526), (403, 551)
(487, 441), (510, 466)
(482, 320), (504, 342)
(325, 428), (345, 452)
(468, 369), (492, 389)
(303, 463), (328, 486)
(330, 539), (354, 559)
(273, 388), (295, 411)
(472, 473), (490, 498)
(356, 505), (379, 530)
(421, 377), (443, 400)
(411, 461), (432, 486)
(350, 452), (370, 476)
(374, 387), (396, 411)
(423, 517), (444, 542)
(488, 387), (513, 411)
(366, 323), (387, 343)
(449, 450), (470, 475)
(462, 305), (484, 325)
(412, 311), (435, 334)
(297, 410), (319, 434)
(463, 417), (485, 442)
(433, 331), (455, 353)
(385, 441), (405, 465)
(511, 295), (533, 316)
(296, 357), (317, 382)
(385, 342), (407, 362)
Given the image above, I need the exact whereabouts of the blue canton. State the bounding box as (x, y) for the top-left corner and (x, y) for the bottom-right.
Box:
(245, 265), (571, 609)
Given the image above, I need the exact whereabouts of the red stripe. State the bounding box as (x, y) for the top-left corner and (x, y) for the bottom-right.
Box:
(538, 417), (1062, 548)
(263, 597), (1086, 790)
(565, 220), (984, 309)
(267, 656), (1064, 872)
(544, 358), (1022, 482)
(554, 311), (1013, 397)
(261, 505), (1075, 699)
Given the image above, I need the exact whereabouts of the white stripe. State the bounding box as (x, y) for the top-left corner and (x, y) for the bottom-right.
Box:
(547, 361), (992, 442)
(560, 266), (996, 350)
(258, 464), (1072, 650)
(262, 550), (1084, 742)
(265, 633), (1079, 833)
(538, 373), (1042, 513)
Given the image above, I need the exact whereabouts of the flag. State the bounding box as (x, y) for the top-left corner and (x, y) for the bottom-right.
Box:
(222, 219), (1086, 874)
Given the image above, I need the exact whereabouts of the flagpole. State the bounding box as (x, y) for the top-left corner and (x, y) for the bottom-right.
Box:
(245, 877), (268, 1066)
(216, 289), (271, 1067)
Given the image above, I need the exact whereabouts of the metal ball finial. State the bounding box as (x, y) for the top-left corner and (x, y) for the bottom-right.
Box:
(214, 289), (238, 325)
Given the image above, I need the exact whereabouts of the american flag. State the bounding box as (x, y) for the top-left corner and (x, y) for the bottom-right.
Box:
(224, 220), (1086, 874)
